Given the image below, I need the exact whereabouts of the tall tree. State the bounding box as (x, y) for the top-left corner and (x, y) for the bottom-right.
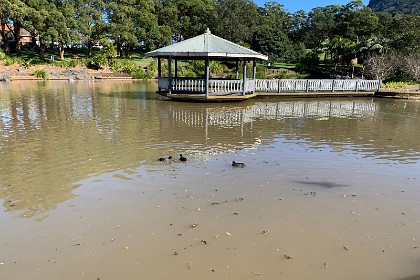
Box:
(156, 0), (215, 42)
(213, 0), (259, 44)
(0, 0), (29, 55)
(73, 0), (107, 57)
(305, 5), (341, 56)
(252, 2), (301, 63)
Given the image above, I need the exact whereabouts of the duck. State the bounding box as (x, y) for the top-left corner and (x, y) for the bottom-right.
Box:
(232, 161), (245, 167)
(179, 154), (187, 161)
(158, 156), (173, 162)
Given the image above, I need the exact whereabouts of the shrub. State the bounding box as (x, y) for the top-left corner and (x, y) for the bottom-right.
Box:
(4, 56), (17, 66)
(0, 50), (5, 60)
(122, 60), (138, 74)
(109, 59), (124, 73)
(132, 68), (153, 79)
(86, 53), (108, 70)
(21, 58), (33, 69)
(33, 68), (50, 79)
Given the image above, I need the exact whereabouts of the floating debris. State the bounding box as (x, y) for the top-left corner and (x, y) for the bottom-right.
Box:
(284, 254), (293, 259)
(174, 251), (178, 255)
(201, 240), (208, 245)
(323, 262), (328, 268)
(343, 246), (349, 251)
(191, 223), (198, 228)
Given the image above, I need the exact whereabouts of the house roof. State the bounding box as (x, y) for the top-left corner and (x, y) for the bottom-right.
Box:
(146, 29), (268, 61)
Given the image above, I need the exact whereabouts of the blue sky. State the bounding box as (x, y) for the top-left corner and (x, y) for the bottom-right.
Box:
(253, 0), (369, 13)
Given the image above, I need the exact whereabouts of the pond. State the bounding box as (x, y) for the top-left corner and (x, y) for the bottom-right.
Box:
(0, 80), (419, 280)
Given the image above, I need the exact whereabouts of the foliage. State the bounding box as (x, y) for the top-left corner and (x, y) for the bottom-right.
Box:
(110, 59), (138, 74)
(33, 68), (50, 79)
(3, 56), (22, 66)
(21, 58), (33, 69)
(0, 50), (6, 60)
(382, 81), (417, 88)
(0, 0), (419, 80)
(87, 53), (108, 70)
(53, 59), (82, 68)
(213, 0), (259, 43)
(368, 0), (420, 14)
(132, 68), (153, 79)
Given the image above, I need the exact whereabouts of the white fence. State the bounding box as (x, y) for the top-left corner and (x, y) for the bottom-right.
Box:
(255, 79), (381, 92)
(158, 78), (381, 94)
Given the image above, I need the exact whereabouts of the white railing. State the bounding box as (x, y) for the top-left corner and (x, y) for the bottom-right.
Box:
(255, 79), (381, 92)
(172, 78), (205, 92)
(158, 78), (381, 94)
(209, 79), (243, 93)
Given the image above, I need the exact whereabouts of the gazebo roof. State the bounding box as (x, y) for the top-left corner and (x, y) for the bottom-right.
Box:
(146, 29), (268, 60)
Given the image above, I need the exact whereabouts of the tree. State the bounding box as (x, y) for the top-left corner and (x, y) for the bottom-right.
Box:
(252, 2), (301, 63)
(52, 0), (79, 60)
(0, 0), (30, 55)
(363, 52), (398, 80)
(403, 53), (420, 87)
(213, 0), (259, 44)
(106, 0), (158, 57)
(73, 0), (107, 57)
(305, 5), (341, 56)
(156, 0), (215, 42)
(335, 1), (379, 41)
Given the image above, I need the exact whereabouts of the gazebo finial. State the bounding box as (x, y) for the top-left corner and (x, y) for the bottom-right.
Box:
(204, 28), (211, 35)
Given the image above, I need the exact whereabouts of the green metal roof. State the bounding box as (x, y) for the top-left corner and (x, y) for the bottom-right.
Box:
(146, 29), (268, 60)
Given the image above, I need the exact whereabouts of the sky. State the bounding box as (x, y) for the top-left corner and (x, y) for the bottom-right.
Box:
(253, 0), (370, 13)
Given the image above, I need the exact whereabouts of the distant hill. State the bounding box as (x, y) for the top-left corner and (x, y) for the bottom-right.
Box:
(368, 0), (420, 14)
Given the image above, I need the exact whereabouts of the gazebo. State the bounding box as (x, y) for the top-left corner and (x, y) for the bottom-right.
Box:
(146, 28), (268, 101)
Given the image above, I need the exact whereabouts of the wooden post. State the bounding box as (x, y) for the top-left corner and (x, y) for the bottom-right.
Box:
(157, 58), (162, 94)
(168, 57), (172, 94)
(252, 60), (257, 93)
(158, 58), (161, 78)
(205, 58), (210, 97)
(235, 60), (239, 79)
(252, 59), (256, 80)
(175, 59), (178, 78)
(242, 60), (247, 96)
(332, 79), (335, 92)
(355, 80), (359, 92)
(306, 80), (309, 92)
(277, 79), (281, 93)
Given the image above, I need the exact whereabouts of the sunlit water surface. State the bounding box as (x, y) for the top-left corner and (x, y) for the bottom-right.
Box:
(1, 81), (419, 280)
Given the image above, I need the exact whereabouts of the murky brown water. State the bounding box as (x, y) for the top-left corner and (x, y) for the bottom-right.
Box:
(1, 80), (420, 280)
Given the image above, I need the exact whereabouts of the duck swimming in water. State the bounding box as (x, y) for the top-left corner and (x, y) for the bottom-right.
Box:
(179, 154), (187, 161)
(158, 156), (173, 162)
(232, 161), (245, 167)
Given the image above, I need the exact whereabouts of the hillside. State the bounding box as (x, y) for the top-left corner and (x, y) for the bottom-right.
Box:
(368, 0), (420, 14)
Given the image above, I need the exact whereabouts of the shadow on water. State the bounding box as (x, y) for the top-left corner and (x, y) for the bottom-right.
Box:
(295, 180), (349, 188)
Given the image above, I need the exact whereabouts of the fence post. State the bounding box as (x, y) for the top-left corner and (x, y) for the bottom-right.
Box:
(306, 80), (309, 92)
(278, 79), (281, 93)
(332, 80), (335, 92)
(377, 80), (381, 91)
(355, 80), (359, 92)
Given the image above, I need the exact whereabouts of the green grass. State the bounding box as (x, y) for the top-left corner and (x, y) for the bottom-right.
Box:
(33, 68), (50, 79)
(271, 63), (296, 69)
(382, 81), (418, 88)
